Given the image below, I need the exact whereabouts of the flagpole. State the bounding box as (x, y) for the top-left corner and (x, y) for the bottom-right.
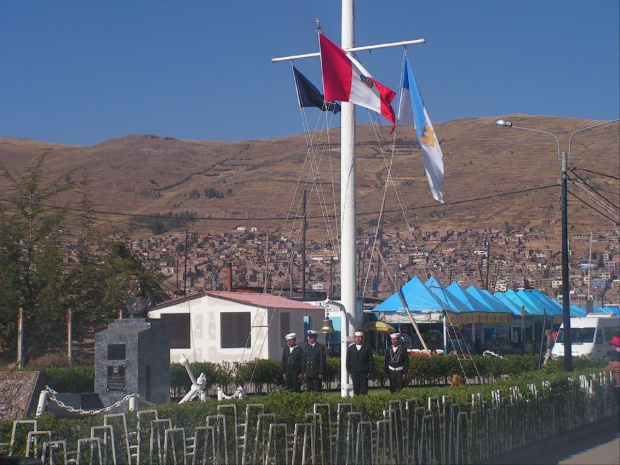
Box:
(339, 0), (356, 398)
(271, 1), (425, 398)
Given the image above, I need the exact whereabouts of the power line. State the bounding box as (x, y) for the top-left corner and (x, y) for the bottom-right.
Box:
(571, 166), (620, 181)
(2, 183), (560, 224)
(567, 189), (620, 225)
(569, 168), (619, 208)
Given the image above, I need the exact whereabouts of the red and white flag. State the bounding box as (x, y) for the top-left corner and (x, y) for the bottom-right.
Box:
(319, 33), (396, 129)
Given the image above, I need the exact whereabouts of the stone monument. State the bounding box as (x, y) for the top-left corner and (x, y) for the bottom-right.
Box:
(95, 318), (169, 407)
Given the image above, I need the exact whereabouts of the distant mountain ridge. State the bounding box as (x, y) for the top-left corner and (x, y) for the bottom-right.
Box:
(1, 115), (618, 237)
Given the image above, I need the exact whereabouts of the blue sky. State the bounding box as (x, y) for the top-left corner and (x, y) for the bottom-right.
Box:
(2, 1), (618, 146)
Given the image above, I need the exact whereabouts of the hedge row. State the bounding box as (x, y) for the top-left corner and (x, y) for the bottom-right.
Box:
(30, 354), (606, 396)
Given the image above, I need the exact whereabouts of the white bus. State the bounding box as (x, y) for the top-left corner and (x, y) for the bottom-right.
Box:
(552, 314), (620, 359)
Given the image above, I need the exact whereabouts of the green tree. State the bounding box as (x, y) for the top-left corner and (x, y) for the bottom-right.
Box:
(0, 152), (78, 359)
(0, 153), (167, 362)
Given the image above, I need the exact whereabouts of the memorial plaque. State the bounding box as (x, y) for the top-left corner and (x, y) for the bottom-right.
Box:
(106, 364), (126, 392)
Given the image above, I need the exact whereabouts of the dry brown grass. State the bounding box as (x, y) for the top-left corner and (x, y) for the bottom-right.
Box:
(0, 115), (617, 239)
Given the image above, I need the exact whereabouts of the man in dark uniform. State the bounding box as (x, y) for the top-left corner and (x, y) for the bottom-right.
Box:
(282, 333), (305, 392)
(346, 331), (374, 395)
(384, 332), (409, 393)
(304, 329), (327, 392)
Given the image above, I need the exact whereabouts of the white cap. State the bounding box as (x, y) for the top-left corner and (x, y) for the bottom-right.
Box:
(307, 330), (318, 336)
(354, 331), (364, 337)
(285, 333), (296, 340)
(390, 333), (401, 339)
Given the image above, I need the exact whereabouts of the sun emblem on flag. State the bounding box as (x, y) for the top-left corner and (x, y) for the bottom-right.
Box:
(420, 124), (435, 148)
(359, 74), (374, 89)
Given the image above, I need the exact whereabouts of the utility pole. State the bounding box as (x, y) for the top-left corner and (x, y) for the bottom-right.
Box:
(302, 188), (307, 299)
(496, 118), (619, 372)
(184, 229), (189, 295)
(17, 307), (24, 369)
(67, 309), (72, 366)
(264, 231), (269, 293)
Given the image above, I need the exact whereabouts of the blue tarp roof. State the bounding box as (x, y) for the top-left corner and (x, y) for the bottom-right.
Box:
(594, 306), (620, 316)
(570, 305), (587, 317)
(446, 282), (492, 312)
(526, 290), (564, 316)
(466, 286), (513, 315)
(493, 292), (525, 316)
(515, 290), (560, 317)
(503, 290), (546, 316)
(371, 275), (614, 320)
(373, 276), (445, 313)
(425, 279), (473, 314)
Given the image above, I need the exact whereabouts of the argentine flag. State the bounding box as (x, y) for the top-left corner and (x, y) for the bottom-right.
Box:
(398, 58), (444, 203)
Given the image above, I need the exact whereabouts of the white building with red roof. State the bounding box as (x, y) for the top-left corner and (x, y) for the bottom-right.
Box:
(148, 291), (325, 363)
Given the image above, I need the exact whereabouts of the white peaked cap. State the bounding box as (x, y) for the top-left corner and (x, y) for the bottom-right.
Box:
(354, 331), (364, 337)
(307, 330), (318, 336)
(390, 333), (401, 338)
(285, 333), (296, 339)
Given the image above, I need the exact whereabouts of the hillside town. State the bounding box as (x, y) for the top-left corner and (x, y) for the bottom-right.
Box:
(122, 225), (620, 307)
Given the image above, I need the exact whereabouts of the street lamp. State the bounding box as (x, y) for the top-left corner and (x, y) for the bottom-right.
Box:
(495, 118), (619, 372)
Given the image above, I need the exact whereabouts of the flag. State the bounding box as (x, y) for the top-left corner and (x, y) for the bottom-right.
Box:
(398, 58), (444, 203)
(293, 66), (341, 114)
(319, 33), (396, 128)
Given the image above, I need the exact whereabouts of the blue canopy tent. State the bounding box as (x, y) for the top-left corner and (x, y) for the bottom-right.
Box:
(593, 306), (620, 316)
(570, 305), (587, 317)
(373, 276), (470, 353)
(493, 292), (525, 316)
(446, 282), (492, 313)
(370, 275), (617, 356)
(518, 290), (553, 316)
(425, 278), (474, 315)
(504, 290), (545, 316)
(526, 290), (563, 317)
(373, 276), (447, 319)
(467, 286), (515, 317)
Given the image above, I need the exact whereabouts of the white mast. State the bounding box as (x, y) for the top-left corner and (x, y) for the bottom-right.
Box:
(272, 0), (424, 397)
(339, 0), (357, 397)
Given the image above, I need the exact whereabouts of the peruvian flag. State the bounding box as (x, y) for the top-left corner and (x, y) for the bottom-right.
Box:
(319, 33), (396, 129)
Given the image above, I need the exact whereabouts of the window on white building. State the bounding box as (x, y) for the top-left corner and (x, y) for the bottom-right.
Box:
(160, 313), (190, 349)
(280, 312), (290, 346)
(221, 312), (251, 348)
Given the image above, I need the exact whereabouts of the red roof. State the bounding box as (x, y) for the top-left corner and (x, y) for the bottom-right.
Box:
(206, 291), (320, 311)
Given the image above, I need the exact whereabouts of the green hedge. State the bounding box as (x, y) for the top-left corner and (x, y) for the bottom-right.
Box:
(29, 366), (95, 393)
(19, 354), (608, 396)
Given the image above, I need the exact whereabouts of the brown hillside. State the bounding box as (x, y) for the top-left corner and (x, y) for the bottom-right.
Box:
(0, 115), (618, 238)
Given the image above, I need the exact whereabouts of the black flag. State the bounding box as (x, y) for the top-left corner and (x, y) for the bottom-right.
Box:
(293, 66), (341, 114)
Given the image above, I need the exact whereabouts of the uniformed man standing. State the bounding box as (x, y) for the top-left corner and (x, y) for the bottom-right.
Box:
(304, 329), (327, 393)
(282, 333), (305, 392)
(346, 331), (374, 395)
(385, 332), (409, 393)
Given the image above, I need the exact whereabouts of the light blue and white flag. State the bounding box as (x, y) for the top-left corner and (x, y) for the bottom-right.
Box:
(397, 58), (444, 203)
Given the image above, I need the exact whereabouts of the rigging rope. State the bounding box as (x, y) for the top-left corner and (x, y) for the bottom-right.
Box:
(239, 61), (342, 384)
(354, 47), (482, 380)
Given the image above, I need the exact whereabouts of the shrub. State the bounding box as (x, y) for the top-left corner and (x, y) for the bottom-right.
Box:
(324, 356), (340, 384)
(42, 366), (94, 393)
(236, 359), (281, 393)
